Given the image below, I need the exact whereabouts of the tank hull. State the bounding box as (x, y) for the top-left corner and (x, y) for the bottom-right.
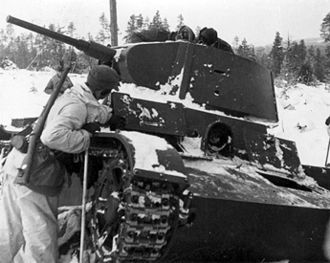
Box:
(158, 156), (330, 262)
(57, 142), (330, 262)
(58, 166), (330, 262)
(165, 196), (330, 262)
(303, 165), (330, 190)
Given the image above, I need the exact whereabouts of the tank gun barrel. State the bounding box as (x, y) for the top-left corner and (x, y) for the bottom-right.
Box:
(6, 15), (116, 62)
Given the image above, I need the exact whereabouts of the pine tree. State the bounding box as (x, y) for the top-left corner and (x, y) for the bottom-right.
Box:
(64, 22), (78, 69)
(149, 10), (163, 30)
(255, 47), (271, 69)
(195, 26), (201, 38)
(314, 48), (325, 81)
(269, 32), (284, 77)
(124, 14), (148, 43)
(307, 45), (316, 66)
(297, 40), (307, 66)
(6, 24), (14, 40)
(144, 17), (150, 28)
(176, 14), (185, 30)
(279, 37), (300, 83)
(298, 61), (314, 85)
(14, 35), (30, 68)
(321, 12), (330, 42)
(135, 14), (144, 29)
(280, 54), (294, 82)
(0, 29), (8, 46)
(67, 22), (76, 37)
(307, 45), (315, 59)
(162, 18), (170, 31)
(0, 20), (97, 71)
(237, 38), (255, 60)
(96, 13), (111, 45)
(237, 38), (249, 57)
(284, 40), (308, 81)
(124, 11), (170, 43)
(32, 24), (66, 69)
(233, 36), (240, 51)
(294, 40), (309, 84)
(279, 38), (290, 81)
(124, 15), (138, 42)
(0, 30), (6, 59)
(324, 45), (330, 79)
(286, 41), (298, 74)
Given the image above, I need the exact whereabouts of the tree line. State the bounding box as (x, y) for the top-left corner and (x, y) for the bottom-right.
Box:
(1, 10), (330, 85)
(0, 13), (113, 73)
(267, 32), (327, 85)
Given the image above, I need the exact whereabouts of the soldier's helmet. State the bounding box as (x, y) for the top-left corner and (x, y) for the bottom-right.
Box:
(176, 26), (195, 42)
(87, 65), (120, 93)
(198, 27), (218, 45)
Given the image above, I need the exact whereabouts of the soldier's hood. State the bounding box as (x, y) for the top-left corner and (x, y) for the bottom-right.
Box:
(65, 83), (112, 124)
(65, 83), (97, 105)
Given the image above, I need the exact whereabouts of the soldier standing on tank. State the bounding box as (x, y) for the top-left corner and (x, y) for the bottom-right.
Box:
(44, 60), (73, 95)
(198, 27), (234, 53)
(0, 65), (125, 263)
(175, 25), (196, 42)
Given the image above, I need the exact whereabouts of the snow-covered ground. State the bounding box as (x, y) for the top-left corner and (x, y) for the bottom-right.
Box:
(0, 67), (329, 167)
(273, 81), (330, 167)
(0, 68), (86, 123)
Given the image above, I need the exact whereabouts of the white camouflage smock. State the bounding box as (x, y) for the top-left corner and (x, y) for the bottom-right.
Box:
(0, 82), (112, 263)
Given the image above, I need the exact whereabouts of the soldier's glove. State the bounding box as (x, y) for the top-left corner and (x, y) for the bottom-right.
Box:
(108, 114), (126, 130)
(82, 122), (101, 134)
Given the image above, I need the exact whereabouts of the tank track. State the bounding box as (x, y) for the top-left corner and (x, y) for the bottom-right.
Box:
(89, 141), (182, 263)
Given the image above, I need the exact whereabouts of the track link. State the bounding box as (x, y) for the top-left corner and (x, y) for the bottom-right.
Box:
(90, 143), (181, 263)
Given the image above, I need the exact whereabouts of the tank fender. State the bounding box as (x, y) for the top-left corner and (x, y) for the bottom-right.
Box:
(243, 129), (303, 178)
(92, 131), (189, 189)
(120, 131), (189, 187)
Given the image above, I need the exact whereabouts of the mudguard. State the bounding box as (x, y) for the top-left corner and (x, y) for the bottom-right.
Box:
(90, 131), (189, 188)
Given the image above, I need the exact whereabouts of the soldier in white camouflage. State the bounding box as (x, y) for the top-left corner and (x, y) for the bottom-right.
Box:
(0, 65), (122, 263)
(44, 60), (73, 95)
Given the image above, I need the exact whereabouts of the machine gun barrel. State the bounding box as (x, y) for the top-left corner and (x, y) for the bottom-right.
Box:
(6, 15), (116, 62)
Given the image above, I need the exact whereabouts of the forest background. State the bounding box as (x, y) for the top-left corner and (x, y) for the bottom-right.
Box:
(1, 10), (330, 86)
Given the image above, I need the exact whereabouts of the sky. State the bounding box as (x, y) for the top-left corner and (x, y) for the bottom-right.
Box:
(0, 0), (330, 46)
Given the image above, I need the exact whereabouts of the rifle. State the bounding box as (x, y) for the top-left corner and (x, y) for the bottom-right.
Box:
(326, 138), (330, 167)
(15, 66), (71, 185)
(6, 15), (116, 63)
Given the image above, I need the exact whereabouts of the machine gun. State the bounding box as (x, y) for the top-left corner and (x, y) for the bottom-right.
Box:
(6, 15), (116, 63)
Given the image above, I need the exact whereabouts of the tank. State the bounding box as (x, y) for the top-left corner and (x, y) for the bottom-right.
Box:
(5, 16), (330, 262)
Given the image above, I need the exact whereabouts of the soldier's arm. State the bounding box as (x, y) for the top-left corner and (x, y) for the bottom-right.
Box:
(40, 102), (91, 153)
